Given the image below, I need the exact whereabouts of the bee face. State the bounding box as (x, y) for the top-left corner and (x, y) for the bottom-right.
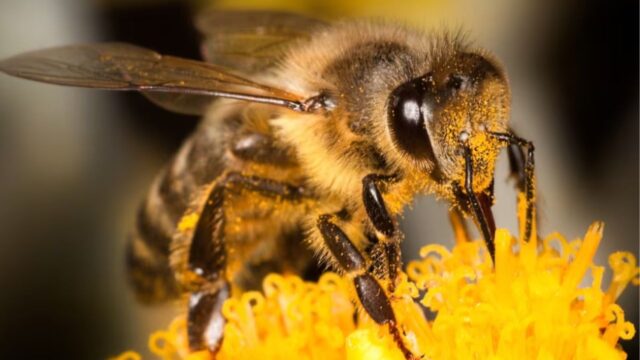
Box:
(387, 52), (510, 190)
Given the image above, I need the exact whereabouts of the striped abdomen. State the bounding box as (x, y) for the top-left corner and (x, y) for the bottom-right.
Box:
(126, 110), (230, 303)
(125, 103), (310, 303)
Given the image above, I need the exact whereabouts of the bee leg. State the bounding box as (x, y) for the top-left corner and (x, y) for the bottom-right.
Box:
(188, 283), (229, 353)
(187, 172), (306, 352)
(187, 182), (228, 353)
(507, 142), (527, 191)
(505, 136), (536, 242)
(317, 214), (415, 360)
(491, 131), (537, 242)
(362, 174), (401, 290)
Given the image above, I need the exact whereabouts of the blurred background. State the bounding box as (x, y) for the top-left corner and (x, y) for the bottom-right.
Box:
(0, 0), (636, 358)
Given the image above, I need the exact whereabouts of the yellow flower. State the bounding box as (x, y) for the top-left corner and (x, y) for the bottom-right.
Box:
(114, 220), (638, 360)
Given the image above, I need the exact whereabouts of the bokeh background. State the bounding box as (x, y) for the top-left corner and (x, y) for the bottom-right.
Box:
(0, 0), (637, 358)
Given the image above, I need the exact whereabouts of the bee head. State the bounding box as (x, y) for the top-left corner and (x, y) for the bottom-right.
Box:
(387, 52), (510, 191)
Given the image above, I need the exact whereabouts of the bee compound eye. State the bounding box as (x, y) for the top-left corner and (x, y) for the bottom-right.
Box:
(388, 78), (437, 163)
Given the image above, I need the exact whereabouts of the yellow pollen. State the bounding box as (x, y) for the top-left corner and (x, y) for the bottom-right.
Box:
(114, 218), (638, 360)
(177, 213), (200, 232)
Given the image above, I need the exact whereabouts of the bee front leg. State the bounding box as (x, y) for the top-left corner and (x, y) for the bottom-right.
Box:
(186, 172), (306, 353)
(507, 142), (527, 191)
(316, 214), (415, 360)
(506, 136), (536, 242)
(491, 131), (537, 242)
(362, 174), (402, 290)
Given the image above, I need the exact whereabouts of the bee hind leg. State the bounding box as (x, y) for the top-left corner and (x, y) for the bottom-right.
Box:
(186, 181), (228, 353)
(186, 172), (307, 352)
(317, 214), (415, 360)
(187, 283), (230, 353)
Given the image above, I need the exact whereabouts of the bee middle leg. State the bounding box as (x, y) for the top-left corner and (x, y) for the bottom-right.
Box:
(315, 173), (417, 358)
(316, 214), (415, 360)
(187, 172), (306, 352)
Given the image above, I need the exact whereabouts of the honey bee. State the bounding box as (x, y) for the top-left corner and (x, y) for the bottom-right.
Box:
(0, 10), (536, 359)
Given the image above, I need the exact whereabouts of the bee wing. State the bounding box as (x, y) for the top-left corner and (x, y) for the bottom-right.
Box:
(196, 10), (326, 73)
(142, 92), (216, 116)
(0, 43), (307, 115)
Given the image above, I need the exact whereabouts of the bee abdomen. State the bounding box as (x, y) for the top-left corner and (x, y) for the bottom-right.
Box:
(126, 196), (181, 303)
(126, 235), (179, 303)
(126, 153), (200, 303)
(127, 126), (227, 303)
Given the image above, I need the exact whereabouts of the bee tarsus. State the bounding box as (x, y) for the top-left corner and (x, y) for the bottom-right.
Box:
(187, 283), (230, 353)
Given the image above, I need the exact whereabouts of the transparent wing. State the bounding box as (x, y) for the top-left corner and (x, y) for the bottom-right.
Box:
(0, 43), (306, 115)
(196, 10), (326, 73)
(143, 92), (215, 116)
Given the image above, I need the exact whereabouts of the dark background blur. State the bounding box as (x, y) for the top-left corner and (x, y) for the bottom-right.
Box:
(0, 0), (637, 358)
